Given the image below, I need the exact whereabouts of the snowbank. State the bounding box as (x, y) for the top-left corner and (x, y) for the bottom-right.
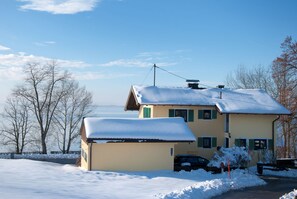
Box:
(158, 169), (265, 199)
(0, 159), (266, 199)
(280, 189), (297, 199)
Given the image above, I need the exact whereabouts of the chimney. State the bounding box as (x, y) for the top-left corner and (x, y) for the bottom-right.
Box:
(186, 79), (199, 89)
(186, 79), (205, 89)
(217, 85), (225, 99)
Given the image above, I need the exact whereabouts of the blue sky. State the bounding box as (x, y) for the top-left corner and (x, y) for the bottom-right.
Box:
(0, 0), (297, 106)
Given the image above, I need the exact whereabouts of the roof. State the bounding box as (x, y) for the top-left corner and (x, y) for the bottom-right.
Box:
(83, 117), (196, 142)
(125, 85), (290, 115)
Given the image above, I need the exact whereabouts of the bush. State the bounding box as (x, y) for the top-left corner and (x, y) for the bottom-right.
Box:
(208, 147), (251, 168)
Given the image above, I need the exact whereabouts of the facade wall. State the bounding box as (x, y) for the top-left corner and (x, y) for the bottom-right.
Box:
(229, 114), (277, 164)
(139, 105), (277, 164)
(81, 140), (89, 170)
(90, 142), (175, 171)
(142, 105), (224, 160)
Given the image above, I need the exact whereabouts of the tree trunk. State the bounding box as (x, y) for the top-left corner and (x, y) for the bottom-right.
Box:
(41, 134), (47, 154)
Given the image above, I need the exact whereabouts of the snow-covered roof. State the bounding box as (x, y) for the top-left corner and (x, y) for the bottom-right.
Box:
(125, 85), (290, 115)
(83, 117), (196, 142)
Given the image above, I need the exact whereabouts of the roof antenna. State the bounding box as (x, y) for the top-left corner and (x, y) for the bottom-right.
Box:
(153, 64), (157, 86)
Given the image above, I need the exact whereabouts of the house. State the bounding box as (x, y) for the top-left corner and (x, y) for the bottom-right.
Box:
(80, 117), (196, 171)
(125, 85), (291, 164)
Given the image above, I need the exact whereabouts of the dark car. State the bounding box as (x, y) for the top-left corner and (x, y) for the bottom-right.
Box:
(174, 155), (209, 172)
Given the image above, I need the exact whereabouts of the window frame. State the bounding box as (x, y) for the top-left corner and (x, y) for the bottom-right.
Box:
(198, 109), (217, 120)
(202, 137), (212, 148)
(174, 109), (188, 122)
(197, 137), (217, 149)
(169, 109), (194, 122)
(253, 139), (267, 150)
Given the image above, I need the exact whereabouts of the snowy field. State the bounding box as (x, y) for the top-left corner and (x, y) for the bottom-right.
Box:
(0, 159), (265, 199)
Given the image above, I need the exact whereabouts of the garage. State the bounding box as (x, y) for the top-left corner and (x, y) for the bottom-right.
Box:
(80, 117), (195, 171)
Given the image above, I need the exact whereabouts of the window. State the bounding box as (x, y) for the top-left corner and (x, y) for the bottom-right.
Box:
(253, 139), (267, 150)
(235, 139), (247, 147)
(249, 139), (273, 150)
(197, 137), (217, 148)
(143, 107), (151, 118)
(169, 109), (194, 122)
(203, 137), (211, 148)
(198, 110), (217, 120)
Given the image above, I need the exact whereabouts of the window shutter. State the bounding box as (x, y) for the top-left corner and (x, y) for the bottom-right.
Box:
(268, 139), (273, 150)
(212, 110), (217, 119)
(235, 139), (240, 147)
(198, 110), (203, 119)
(143, 107), (151, 118)
(211, 137), (217, 148)
(197, 137), (203, 147)
(188, 110), (194, 122)
(249, 139), (254, 150)
(169, 109), (174, 117)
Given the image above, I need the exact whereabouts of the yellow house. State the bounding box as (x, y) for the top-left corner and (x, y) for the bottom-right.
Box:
(125, 85), (291, 164)
(80, 117), (196, 171)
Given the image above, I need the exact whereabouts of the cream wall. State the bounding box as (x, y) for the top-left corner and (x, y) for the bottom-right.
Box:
(90, 142), (175, 171)
(143, 105), (224, 159)
(229, 114), (277, 164)
(81, 140), (89, 170)
(229, 114), (276, 141)
(139, 105), (278, 163)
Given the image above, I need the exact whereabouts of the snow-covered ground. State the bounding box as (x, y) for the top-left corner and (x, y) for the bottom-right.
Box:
(0, 159), (265, 199)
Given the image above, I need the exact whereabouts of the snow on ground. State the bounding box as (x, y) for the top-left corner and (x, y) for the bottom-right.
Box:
(280, 189), (297, 199)
(0, 159), (265, 199)
(0, 153), (79, 159)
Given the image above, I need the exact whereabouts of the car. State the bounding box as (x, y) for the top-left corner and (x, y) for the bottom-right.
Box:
(174, 155), (209, 172)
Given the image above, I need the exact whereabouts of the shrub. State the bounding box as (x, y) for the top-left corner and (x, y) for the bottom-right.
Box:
(208, 147), (251, 168)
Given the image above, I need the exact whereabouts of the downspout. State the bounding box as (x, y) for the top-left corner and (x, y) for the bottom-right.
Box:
(89, 141), (93, 171)
(272, 115), (280, 158)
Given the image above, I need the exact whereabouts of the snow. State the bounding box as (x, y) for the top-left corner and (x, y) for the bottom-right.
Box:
(0, 159), (266, 199)
(280, 189), (297, 199)
(84, 117), (196, 142)
(130, 86), (290, 115)
(0, 153), (79, 159)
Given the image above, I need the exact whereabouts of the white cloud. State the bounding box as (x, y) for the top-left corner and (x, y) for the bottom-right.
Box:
(34, 41), (56, 46)
(73, 72), (135, 80)
(0, 66), (24, 80)
(0, 52), (91, 80)
(18, 0), (99, 14)
(100, 59), (176, 68)
(0, 45), (10, 51)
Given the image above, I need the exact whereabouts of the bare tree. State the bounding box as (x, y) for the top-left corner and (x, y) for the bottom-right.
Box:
(226, 65), (277, 98)
(14, 61), (70, 154)
(272, 36), (297, 158)
(0, 95), (32, 154)
(53, 80), (93, 153)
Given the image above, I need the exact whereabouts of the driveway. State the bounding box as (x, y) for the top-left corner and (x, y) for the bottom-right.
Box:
(215, 175), (297, 199)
